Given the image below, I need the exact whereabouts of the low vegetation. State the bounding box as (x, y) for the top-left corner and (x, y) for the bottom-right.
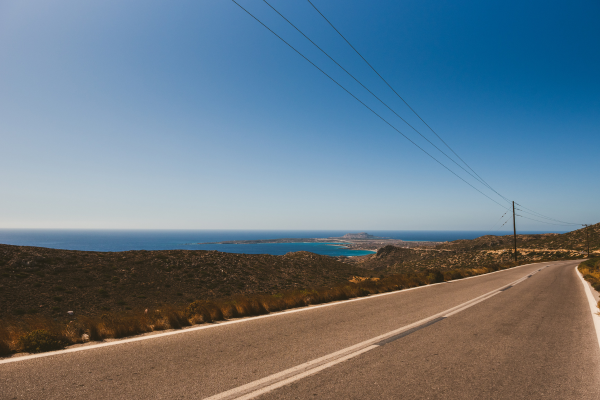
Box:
(18, 329), (67, 353)
(347, 244), (585, 273)
(521, 223), (600, 252)
(0, 260), (520, 356)
(0, 245), (371, 319)
(578, 258), (600, 293)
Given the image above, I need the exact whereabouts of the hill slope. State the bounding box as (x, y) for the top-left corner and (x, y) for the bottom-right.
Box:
(0, 245), (369, 319)
(348, 224), (599, 272)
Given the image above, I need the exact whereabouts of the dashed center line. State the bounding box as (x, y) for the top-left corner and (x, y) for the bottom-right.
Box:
(205, 266), (548, 400)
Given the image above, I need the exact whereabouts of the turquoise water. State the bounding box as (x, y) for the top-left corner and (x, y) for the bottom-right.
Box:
(0, 229), (567, 257)
(202, 242), (375, 257)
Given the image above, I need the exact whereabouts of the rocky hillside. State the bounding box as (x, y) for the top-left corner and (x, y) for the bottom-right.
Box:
(434, 234), (557, 251)
(520, 223), (600, 251)
(0, 245), (370, 320)
(347, 224), (599, 272)
(433, 223), (600, 252)
(348, 246), (582, 273)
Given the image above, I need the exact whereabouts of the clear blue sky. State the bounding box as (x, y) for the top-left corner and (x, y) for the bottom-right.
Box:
(1, 0), (598, 231)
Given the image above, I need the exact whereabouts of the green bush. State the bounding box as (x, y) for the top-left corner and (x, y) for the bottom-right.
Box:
(19, 330), (66, 353)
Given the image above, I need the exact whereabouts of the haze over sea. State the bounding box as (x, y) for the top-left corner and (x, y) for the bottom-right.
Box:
(0, 230), (567, 257)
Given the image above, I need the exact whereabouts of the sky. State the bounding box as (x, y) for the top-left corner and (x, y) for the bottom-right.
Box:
(0, 0), (598, 231)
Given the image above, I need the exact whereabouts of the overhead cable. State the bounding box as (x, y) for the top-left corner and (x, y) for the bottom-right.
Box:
(262, 0), (507, 204)
(306, 0), (510, 204)
(307, 1), (585, 226)
(515, 214), (580, 226)
(230, 0), (510, 210)
(490, 211), (508, 230)
(515, 204), (582, 225)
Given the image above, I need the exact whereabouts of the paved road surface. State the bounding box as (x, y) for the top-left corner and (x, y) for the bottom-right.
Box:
(2, 260), (599, 399)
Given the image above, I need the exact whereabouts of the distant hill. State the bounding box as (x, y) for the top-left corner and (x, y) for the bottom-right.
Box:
(434, 223), (600, 252)
(339, 233), (377, 239)
(347, 224), (599, 273)
(520, 223), (600, 251)
(434, 234), (557, 251)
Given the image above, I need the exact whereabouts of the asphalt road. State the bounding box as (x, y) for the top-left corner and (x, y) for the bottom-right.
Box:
(2, 260), (599, 399)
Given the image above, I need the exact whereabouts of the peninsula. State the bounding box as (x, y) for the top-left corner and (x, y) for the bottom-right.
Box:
(194, 232), (437, 253)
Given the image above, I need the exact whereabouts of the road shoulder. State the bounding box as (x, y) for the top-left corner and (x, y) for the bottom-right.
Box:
(575, 264), (600, 352)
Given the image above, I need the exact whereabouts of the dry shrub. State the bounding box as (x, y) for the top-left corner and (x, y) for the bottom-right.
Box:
(425, 270), (445, 284)
(19, 329), (66, 353)
(231, 297), (268, 317)
(579, 258), (600, 292)
(185, 301), (224, 324)
(185, 301), (213, 323)
(444, 270), (465, 281)
(258, 296), (282, 313)
(218, 302), (241, 319)
(65, 316), (105, 342)
(278, 291), (309, 309)
(0, 322), (12, 356)
(96, 313), (151, 338)
(326, 287), (349, 302)
(164, 308), (191, 330)
(205, 303), (224, 321)
(150, 311), (172, 331)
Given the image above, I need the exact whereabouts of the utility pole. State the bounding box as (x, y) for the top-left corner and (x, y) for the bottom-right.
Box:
(513, 201), (517, 263)
(585, 224), (590, 257)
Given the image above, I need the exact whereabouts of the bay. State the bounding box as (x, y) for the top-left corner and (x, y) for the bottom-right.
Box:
(0, 229), (567, 257)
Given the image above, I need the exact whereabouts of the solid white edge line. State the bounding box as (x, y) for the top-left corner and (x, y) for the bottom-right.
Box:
(203, 267), (548, 400)
(0, 261), (548, 365)
(575, 265), (600, 351)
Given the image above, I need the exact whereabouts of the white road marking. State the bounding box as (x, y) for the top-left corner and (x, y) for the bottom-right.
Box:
(575, 265), (600, 351)
(203, 267), (546, 400)
(0, 261), (544, 365)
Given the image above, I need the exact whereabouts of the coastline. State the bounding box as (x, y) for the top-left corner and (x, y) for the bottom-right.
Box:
(194, 236), (440, 254)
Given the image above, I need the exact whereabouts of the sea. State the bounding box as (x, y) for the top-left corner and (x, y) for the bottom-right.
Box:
(0, 229), (568, 257)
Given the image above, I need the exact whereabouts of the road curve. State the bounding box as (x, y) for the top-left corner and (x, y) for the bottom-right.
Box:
(2, 260), (599, 399)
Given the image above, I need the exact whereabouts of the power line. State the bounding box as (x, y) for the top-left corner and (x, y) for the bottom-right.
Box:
(515, 208), (582, 226)
(516, 203), (583, 225)
(490, 211), (508, 230)
(230, 0), (510, 210)
(515, 214), (580, 226)
(261, 0), (507, 205)
(306, 0), (511, 204)
(515, 203), (582, 225)
(233, 1), (585, 226)
(306, 1), (587, 227)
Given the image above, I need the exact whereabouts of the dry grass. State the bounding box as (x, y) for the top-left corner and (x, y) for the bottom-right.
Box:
(578, 258), (600, 293)
(0, 260), (526, 357)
